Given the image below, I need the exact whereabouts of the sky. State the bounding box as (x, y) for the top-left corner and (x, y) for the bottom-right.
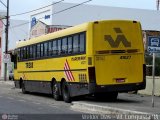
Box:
(0, 0), (157, 20)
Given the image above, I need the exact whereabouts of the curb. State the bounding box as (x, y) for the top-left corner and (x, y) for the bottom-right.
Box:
(71, 102), (150, 114)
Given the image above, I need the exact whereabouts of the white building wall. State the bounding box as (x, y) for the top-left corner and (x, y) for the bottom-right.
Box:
(51, 2), (160, 31)
(28, 2), (160, 31)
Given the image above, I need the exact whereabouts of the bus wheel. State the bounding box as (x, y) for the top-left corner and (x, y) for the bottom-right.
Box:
(62, 81), (71, 103)
(22, 81), (27, 94)
(52, 81), (60, 101)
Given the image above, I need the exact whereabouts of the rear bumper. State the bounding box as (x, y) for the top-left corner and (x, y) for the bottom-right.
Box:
(89, 81), (146, 93)
(88, 64), (146, 93)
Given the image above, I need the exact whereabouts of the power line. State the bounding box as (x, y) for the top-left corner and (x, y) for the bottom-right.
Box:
(0, 0), (92, 34)
(10, 0), (93, 29)
(0, 0), (7, 8)
(10, 0), (64, 17)
(52, 0), (92, 15)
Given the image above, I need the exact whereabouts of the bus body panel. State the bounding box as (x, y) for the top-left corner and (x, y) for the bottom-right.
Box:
(95, 54), (143, 85)
(15, 55), (87, 83)
(93, 20), (145, 86)
(93, 20), (144, 51)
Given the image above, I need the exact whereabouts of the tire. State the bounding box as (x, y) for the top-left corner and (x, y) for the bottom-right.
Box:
(52, 81), (60, 101)
(62, 81), (71, 103)
(21, 81), (27, 94)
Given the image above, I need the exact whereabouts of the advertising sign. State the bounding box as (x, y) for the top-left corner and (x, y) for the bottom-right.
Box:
(31, 17), (37, 28)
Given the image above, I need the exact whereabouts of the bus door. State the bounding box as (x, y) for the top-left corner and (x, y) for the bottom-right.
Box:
(93, 20), (144, 85)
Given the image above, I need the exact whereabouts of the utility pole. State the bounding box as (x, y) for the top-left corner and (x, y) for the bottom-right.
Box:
(4, 0), (9, 81)
(151, 0), (160, 108)
(157, 0), (159, 10)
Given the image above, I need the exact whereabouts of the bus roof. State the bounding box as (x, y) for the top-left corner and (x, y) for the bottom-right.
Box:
(16, 22), (89, 48)
(16, 20), (140, 48)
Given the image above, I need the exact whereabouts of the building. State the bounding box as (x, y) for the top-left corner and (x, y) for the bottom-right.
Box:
(0, 10), (29, 78)
(30, 21), (70, 38)
(29, 2), (160, 49)
(30, 5), (53, 29)
(50, 2), (160, 30)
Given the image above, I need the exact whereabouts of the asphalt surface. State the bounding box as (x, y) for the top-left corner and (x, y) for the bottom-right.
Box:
(71, 93), (160, 120)
(0, 81), (85, 120)
(0, 80), (160, 120)
(72, 93), (160, 114)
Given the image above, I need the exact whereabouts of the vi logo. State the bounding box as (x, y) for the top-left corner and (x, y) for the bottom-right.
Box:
(104, 28), (131, 48)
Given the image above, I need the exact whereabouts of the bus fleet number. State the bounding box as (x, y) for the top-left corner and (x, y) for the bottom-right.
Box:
(26, 62), (33, 68)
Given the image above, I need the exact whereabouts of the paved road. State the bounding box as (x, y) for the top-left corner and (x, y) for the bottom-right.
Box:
(1, 81), (159, 120)
(0, 81), (85, 120)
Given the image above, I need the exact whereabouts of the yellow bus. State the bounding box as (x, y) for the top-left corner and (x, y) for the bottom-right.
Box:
(13, 20), (146, 103)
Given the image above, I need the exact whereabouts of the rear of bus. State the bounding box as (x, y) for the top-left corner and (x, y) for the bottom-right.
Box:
(89, 20), (146, 94)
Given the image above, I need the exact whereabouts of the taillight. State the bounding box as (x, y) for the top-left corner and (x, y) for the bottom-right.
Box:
(115, 78), (126, 83)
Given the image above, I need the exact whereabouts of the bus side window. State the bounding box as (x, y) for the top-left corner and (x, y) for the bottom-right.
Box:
(62, 37), (67, 55)
(49, 41), (53, 56)
(80, 33), (85, 53)
(44, 42), (48, 57)
(58, 39), (62, 55)
(17, 48), (20, 61)
(23, 47), (27, 59)
(20, 48), (23, 60)
(29, 45), (33, 59)
(41, 43), (44, 57)
(53, 40), (57, 56)
(73, 35), (79, 53)
(68, 36), (73, 54)
(33, 45), (36, 59)
(37, 44), (41, 58)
